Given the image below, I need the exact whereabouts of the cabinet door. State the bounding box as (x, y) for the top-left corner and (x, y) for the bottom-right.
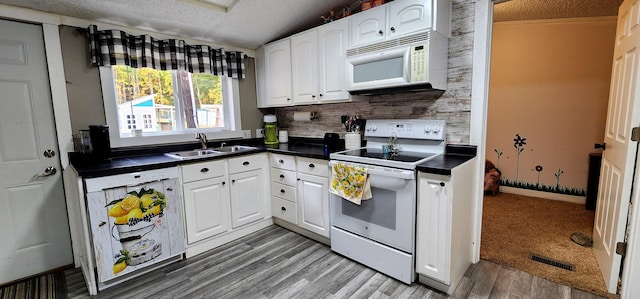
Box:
(230, 169), (265, 228)
(291, 30), (319, 104)
(318, 19), (350, 102)
(263, 39), (292, 107)
(183, 177), (231, 244)
(350, 5), (386, 47)
(296, 173), (330, 237)
(387, 0), (432, 38)
(416, 175), (451, 284)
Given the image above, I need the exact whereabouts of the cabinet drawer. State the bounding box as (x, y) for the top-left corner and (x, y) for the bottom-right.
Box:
(271, 182), (296, 202)
(271, 197), (297, 224)
(228, 154), (263, 174)
(270, 168), (297, 186)
(181, 160), (226, 183)
(297, 157), (328, 177)
(269, 153), (296, 171)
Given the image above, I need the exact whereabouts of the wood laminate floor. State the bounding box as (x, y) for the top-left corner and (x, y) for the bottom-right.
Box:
(65, 225), (605, 299)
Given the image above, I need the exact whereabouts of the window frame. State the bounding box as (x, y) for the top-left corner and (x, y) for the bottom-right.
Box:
(100, 67), (243, 148)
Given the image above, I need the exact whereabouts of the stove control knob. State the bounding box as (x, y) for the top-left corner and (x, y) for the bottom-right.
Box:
(425, 126), (432, 133)
(433, 126), (440, 133)
(366, 126), (371, 132)
(372, 126), (377, 132)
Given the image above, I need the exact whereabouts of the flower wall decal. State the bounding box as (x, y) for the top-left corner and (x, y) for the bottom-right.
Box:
(535, 165), (543, 186)
(513, 134), (526, 182)
(494, 149), (503, 169)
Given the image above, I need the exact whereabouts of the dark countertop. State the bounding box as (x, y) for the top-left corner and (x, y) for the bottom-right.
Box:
(70, 137), (334, 178)
(70, 138), (475, 178)
(416, 144), (477, 175)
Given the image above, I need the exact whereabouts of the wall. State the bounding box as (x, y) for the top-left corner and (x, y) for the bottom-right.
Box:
(274, 0), (475, 145)
(238, 58), (263, 137)
(486, 18), (616, 195)
(59, 25), (105, 134)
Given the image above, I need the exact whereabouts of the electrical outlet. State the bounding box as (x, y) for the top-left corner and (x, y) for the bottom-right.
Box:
(242, 130), (251, 139)
(256, 128), (264, 138)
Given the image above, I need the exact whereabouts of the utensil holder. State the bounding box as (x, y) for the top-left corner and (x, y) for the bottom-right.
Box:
(344, 133), (361, 150)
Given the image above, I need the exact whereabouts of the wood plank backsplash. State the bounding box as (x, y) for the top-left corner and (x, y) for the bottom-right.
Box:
(274, 0), (475, 144)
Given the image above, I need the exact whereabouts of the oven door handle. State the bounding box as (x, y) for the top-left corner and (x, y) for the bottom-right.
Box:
(329, 161), (415, 180)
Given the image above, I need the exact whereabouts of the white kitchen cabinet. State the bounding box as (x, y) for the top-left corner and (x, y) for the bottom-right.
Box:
(297, 173), (329, 237)
(261, 39), (292, 107)
(291, 30), (319, 105)
(270, 154), (297, 223)
(289, 18), (350, 105)
(296, 158), (330, 238)
(228, 154), (269, 228)
(416, 158), (475, 294)
(183, 176), (231, 244)
(317, 18), (350, 102)
(230, 169), (265, 228)
(182, 160), (230, 244)
(350, 0), (450, 48)
(181, 153), (272, 258)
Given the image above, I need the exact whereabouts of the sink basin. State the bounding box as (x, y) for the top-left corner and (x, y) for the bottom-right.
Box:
(164, 149), (220, 160)
(212, 145), (257, 153)
(164, 145), (257, 160)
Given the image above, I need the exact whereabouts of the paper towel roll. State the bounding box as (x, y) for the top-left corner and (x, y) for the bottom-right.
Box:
(293, 112), (314, 122)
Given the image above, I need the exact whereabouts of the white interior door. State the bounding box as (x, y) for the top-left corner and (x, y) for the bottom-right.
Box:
(593, 0), (640, 293)
(0, 19), (72, 284)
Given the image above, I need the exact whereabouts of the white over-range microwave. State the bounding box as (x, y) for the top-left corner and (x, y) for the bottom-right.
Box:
(346, 30), (448, 95)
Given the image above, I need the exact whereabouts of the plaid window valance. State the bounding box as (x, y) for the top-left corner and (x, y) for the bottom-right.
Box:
(87, 25), (245, 79)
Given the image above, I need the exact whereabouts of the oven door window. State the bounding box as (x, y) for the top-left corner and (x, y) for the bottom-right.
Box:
(330, 174), (416, 253)
(341, 187), (396, 230)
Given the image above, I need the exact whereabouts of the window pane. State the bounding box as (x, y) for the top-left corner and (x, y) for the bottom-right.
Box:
(178, 71), (224, 129)
(112, 66), (176, 135)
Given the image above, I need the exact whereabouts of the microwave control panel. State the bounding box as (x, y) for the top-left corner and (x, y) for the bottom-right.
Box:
(410, 43), (429, 83)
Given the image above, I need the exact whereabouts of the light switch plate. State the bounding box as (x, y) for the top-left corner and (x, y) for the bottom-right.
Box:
(242, 130), (251, 139)
(256, 129), (264, 138)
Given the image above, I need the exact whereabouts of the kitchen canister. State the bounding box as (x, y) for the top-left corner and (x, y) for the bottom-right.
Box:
(279, 130), (289, 143)
(344, 132), (361, 150)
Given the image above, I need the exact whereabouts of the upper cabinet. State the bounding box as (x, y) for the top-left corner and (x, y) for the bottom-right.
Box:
(351, 0), (450, 47)
(256, 0), (450, 108)
(261, 39), (293, 107)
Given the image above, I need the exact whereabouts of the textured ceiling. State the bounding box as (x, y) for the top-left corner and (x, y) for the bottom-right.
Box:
(0, 0), (625, 50)
(494, 0), (623, 22)
(0, 0), (354, 50)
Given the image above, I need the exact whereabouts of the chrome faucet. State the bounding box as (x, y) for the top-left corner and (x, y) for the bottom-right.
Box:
(389, 132), (398, 154)
(220, 142), (226, 148)
(196, 132), (208, 150)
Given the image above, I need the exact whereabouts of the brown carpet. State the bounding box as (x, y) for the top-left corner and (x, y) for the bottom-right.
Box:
(0, 271), (66, 299)
(481, 192), (615, 298)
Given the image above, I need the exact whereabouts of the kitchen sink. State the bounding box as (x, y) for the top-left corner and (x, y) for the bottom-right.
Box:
(164, 149), (221, 160)
(212, 145), (257, 153)
(164, 145), (258, 160)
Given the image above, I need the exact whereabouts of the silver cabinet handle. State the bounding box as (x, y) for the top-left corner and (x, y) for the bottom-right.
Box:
(34, 166), (57, 178)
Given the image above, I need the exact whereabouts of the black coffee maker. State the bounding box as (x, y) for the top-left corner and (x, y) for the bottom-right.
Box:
(89, 125), (112, 160)
(323, 133), (340, 155)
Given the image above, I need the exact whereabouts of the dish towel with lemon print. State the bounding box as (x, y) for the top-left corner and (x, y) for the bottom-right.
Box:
(329, 162), (372, 205)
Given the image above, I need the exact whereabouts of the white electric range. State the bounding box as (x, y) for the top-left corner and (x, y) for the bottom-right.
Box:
(329, 119), (446, 284)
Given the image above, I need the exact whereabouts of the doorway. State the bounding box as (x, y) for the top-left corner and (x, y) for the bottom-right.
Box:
(479, 2), (618, 297)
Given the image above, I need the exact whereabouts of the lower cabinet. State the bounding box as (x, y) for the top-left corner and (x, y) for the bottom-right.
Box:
(183, 177), (231, 244)
(297, 172), (329, 237)
(415, 158), (476, 294)
(181, 153), (271, 257)
(230, 169), (265, 228)
(269, 154), (330, 240)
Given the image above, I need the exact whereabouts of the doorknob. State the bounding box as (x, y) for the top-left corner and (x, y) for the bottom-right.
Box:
(594, 143), (606, 150)
(34, 166), (57, 178)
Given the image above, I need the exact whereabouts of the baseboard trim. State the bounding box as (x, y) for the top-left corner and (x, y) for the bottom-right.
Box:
(499, 186), (586, 205)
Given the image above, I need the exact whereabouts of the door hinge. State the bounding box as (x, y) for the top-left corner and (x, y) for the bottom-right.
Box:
(616, 242), (627, 256)
(631, 127), (640, 142)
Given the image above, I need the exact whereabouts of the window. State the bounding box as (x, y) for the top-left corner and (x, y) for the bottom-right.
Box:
(101, 66), (242, 147)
